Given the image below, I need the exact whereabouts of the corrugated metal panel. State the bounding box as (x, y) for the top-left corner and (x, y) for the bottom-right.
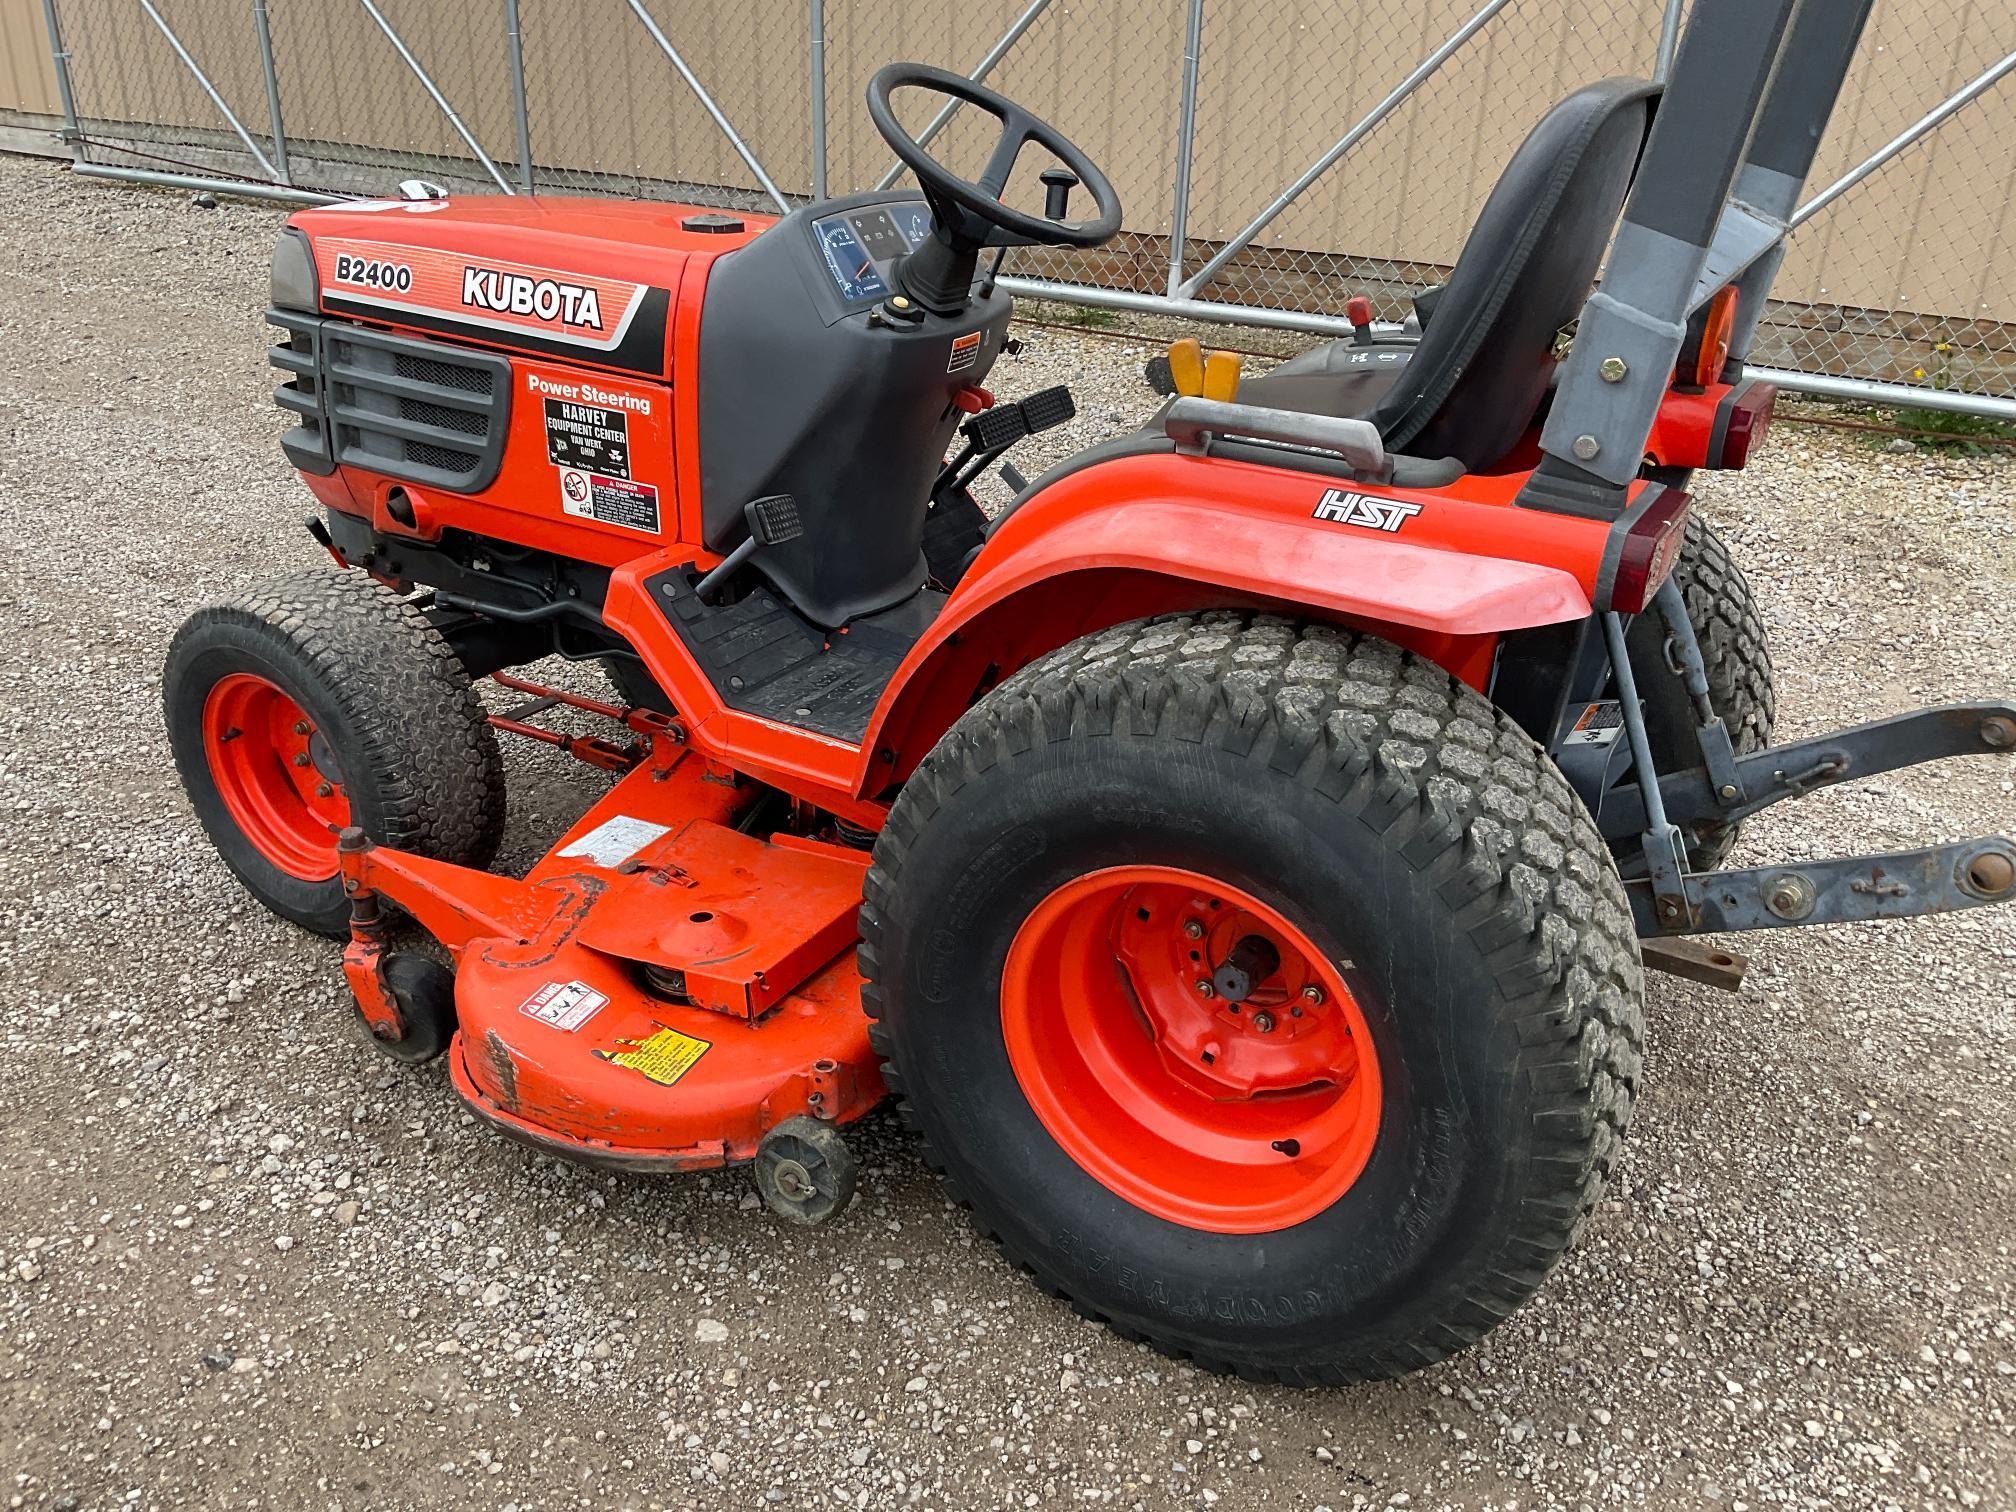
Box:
(0, 0), (60, 117)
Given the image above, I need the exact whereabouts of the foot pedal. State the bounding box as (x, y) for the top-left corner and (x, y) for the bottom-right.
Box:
(1017, 384), (1075, 434)
(964, 403), (1028, 453)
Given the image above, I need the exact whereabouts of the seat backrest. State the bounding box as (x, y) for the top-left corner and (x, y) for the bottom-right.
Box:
(1368, 77), (1657, 470)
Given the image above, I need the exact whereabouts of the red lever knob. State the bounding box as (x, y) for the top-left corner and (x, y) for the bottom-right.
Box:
(1345, 295), (1374, 329)
(952, 386), (995, 414)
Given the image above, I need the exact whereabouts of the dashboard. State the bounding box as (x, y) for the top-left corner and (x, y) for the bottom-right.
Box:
(811, 201), (934, 303)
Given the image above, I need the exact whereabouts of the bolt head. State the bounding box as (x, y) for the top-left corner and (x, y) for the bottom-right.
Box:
(1571, 434), (1601, 461)
(1598, 356), (1628, 383)
(1981, 715), (2016, 750)
(1719, 783), (1739, 800)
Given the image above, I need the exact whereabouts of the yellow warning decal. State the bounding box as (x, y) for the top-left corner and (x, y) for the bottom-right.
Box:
(596, 1026), (711, 1087)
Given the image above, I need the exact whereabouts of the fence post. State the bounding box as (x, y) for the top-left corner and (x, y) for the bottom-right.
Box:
(1166, 0), (1205, 297)
(37, 0), (85, 163)
(1654, 0), (1684, 81)
(503, 0), (536, 193)
(809, 0), (828, 200)
(358, 0), (516, 193)
(251, 0), (291, 184)
(139, 0), (282, 181)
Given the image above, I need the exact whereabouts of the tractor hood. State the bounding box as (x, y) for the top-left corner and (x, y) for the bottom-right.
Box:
(273, 195), (771, 380)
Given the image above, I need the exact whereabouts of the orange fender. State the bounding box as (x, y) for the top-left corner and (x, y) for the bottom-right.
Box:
(857, 449), (1603, 791)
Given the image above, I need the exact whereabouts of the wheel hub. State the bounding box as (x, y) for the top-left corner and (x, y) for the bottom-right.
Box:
(1000, 865), (1383, 1234)
(201, 673), (352, 881)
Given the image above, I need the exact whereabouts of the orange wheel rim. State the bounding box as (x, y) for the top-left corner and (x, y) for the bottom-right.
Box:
(1001, 865), (1382, 1234)
(201, 673), (350, 881)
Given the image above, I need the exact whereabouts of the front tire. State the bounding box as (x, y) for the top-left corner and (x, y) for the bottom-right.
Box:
(164, 568), (507, 936)
(863, 612), (1644, 1384)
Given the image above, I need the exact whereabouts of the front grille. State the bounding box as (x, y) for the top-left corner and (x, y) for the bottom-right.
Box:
(266, 309), (511, 491)
(396, 349), (494, 396)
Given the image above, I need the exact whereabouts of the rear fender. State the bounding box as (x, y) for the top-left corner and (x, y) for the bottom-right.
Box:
(857, 449), (1601, 790)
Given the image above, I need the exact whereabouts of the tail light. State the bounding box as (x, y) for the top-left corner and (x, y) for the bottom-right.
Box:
(1607, 486), (1691, 613)
(1716, 380), (1778, 468)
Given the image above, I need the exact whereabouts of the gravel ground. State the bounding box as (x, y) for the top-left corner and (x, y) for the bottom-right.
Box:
(1, 154), (2014, 1512)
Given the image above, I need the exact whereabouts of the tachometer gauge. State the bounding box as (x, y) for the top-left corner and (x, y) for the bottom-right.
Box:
(816, 217), (889, 303)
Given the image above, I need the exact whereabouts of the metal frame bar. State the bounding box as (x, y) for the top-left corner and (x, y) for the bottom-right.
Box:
(357, 0), (514, 193)
(808, 0), (829, 201)
(1166, 0), (1206, 297)
(37, 0), (84, 162)
(625, 0), (789, 213)
(1525, 0), (1811, 508)
(1653, 0), (1684, 82)
(871, 0), (1056, 193)
(503, 0), (535, 194)
(1177, 0), (1511, 299)
(72, 161), (336, 204)
(137, 0), (281, 182)
(1793, 47), (2016, 230)
(250, 0), (290, 184)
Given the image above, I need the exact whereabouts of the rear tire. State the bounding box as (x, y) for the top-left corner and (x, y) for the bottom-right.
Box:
(862, 612), (1644, 1384)
(164, 568), (506, 936)
(1624, 511), (1775, 871)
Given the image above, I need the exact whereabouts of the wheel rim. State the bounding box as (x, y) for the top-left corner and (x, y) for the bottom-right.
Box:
(1001, 865), (1383, 1234)
(200, 673), (351, 881)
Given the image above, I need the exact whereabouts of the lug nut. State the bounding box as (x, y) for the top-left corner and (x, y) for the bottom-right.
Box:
(1300, 984), (1324, 1006)
(293, 720), (310, 735)
(315, 782), (333, 798)
(293, 752), (311, 767)
(1194, 979), (1214, 999)
(1251, 1011), (1277, 1034)
(1966, 851), (2015, 896)
(1183, 920), (1205, 940)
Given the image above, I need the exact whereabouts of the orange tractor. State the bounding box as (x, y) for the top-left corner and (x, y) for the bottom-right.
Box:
(166, 1), (2013, 1383)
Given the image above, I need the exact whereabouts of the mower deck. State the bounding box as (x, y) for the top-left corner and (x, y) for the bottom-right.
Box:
(339, 688), (882, 1171)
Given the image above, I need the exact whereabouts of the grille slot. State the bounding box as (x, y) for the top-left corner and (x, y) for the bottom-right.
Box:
(266, 309), (332, 475)
(265, 311), (512, 491)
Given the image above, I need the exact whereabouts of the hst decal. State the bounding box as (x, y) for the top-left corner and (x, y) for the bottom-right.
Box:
(1313, 487), (1422, 533)
(311, 238), (650, 354)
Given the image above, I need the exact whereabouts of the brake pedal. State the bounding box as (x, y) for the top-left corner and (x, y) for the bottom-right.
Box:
(1017, 385), (1075, 434)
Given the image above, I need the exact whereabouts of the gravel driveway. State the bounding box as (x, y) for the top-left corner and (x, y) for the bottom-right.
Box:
(1, 154), (2012, 1512)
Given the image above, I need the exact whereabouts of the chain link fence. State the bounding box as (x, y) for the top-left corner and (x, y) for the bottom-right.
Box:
(22, 0), (2016, 415)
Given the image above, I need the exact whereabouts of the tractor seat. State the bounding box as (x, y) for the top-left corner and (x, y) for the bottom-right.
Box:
(1234, 76), (1657, 472)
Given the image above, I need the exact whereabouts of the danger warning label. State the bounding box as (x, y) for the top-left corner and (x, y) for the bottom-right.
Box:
(543, 397), (632, 478)
(559, 468), (660, 533)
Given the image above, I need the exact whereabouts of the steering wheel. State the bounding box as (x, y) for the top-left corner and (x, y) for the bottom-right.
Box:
(866, 63), (1123, 253)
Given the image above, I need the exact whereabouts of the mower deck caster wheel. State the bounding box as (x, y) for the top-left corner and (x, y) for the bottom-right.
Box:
(364, 953), (458, 1064)
(753, 1117), (856, 1226)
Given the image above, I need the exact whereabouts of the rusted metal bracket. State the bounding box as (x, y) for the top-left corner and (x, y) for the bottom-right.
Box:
(1628, 835), (2016, 938)
(1599, 702), (2016, 840)
(1641, 936), (1748, 991)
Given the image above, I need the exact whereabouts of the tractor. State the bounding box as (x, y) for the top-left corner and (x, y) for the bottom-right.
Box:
(165, 0), (2014, 1383)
